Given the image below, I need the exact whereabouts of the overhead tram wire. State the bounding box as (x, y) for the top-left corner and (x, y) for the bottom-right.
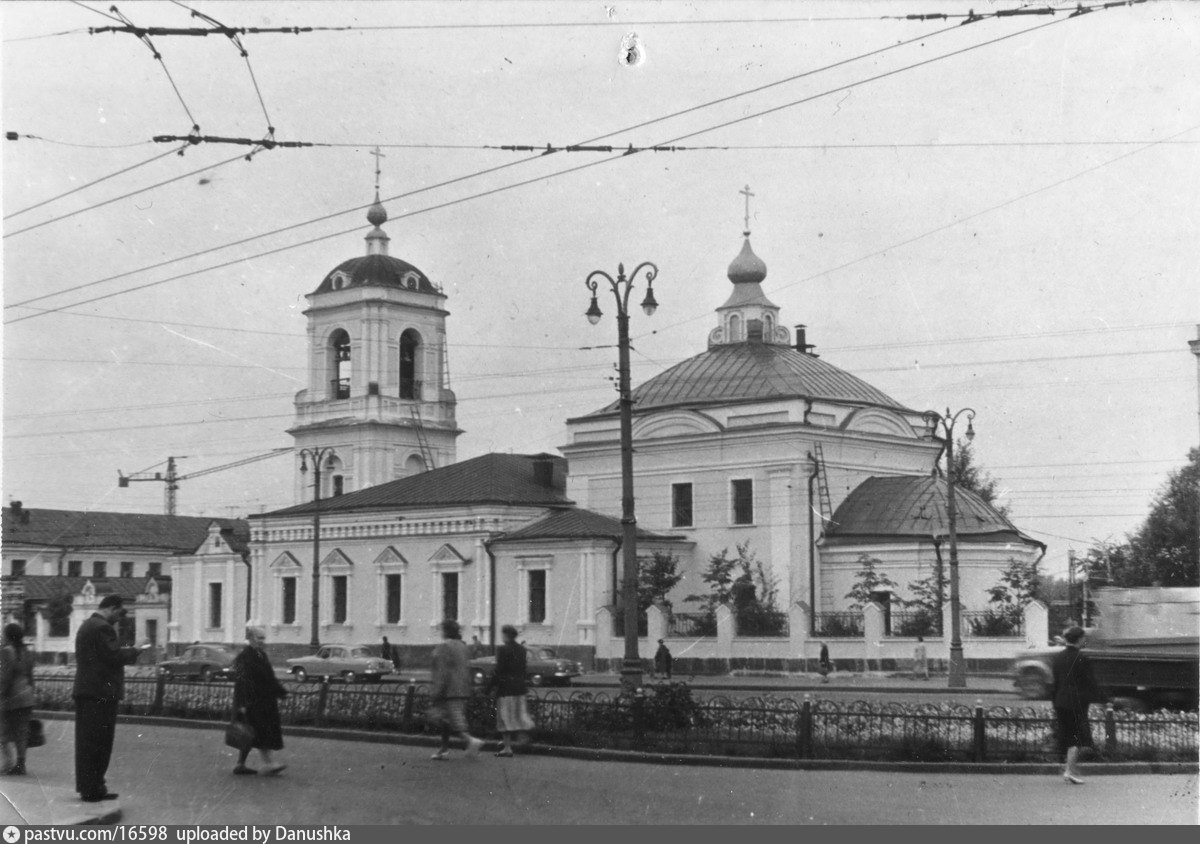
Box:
(4, 0), (1148, 321)
(4, 15), (965, 313)
(102, 5), (201, 130)
(3, 133), (156, 149)
(3, 147), (249, 239)
(4, 146), (182, 220)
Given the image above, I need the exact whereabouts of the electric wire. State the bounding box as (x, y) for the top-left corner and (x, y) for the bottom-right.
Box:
(4, 146), (183, 220)
(2, 133), (155, 149)
(3, 147), (247, 239)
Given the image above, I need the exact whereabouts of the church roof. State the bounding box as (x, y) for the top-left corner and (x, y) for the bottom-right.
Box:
(493, 508), (683, 543)
(314, 254), (440, 296)
(1, 507), (249, 555)
(17, 575), (171, 601)
(822, 475), (1044, 548)
(259, 453), (572, 517)
(580, 343), (910, 417)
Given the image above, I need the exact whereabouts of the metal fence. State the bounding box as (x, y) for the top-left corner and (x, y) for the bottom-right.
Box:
(887, 610), (942, 638)
(668, 612), (716, 638)
(734, 610), (789, 638)
(612, 610), (649, 638)
(30, 676), (1198, 763)
(812, 612), (863, 638)
(962, 610), (1024, 637)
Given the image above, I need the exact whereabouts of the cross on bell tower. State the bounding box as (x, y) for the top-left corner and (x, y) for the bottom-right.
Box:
(739, 184), (755, 235)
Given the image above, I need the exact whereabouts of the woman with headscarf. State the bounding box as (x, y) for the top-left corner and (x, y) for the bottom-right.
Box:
(1, 623), (37, 775)
(231, 626), (288, 776)
(1051, 625), (1104, 784)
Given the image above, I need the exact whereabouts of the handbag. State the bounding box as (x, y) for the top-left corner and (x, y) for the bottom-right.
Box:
(27, 718), (46, 748)
(224, 717), (255, 752)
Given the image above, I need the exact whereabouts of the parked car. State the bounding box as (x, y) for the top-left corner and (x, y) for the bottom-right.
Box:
(469, 646), (583, 687)
(286, 645), (393, 683)
(158, 643), (240, 682)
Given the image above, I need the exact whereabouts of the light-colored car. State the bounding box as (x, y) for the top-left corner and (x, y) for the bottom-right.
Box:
(1012, 646), (1061, 699)
(469, 646), (583, 687)
(158, 643), (239, 682)
(286, 645), (393, 683)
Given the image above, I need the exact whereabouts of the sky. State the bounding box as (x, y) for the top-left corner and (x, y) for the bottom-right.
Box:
(2, 0), (1198, 580)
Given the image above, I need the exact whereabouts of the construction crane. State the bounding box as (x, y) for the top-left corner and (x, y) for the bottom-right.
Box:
(118, 449), (291, 515)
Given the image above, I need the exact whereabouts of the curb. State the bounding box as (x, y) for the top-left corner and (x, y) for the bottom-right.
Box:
(35, 710), (1197, 776)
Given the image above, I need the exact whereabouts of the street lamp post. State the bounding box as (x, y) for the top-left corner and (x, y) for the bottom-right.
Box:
(922, 407), (975, 689)
(299, 446), (337, 651)
(585, 261), (660, 694)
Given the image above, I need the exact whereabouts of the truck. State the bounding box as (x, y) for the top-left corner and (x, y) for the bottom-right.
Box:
(1012, 586), (1199, 710)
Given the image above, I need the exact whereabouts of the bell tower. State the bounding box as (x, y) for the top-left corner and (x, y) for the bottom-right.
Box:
(288, 157), (461, 502)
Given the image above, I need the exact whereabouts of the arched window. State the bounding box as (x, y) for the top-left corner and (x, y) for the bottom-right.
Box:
(404, 454), (426, 476)
(728, 314), (741, 342)
(763, 314), (774, 339)
(399, 330), (421, 400)
(329, 329), (351, 399)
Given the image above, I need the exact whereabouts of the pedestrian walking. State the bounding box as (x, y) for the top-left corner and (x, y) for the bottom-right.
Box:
(469, 634), (484, 659)
(911, 636), (929, 680)
(231, 626), (288, 776)
(1, 623), (37, 776)
(381, 636), (398, 668)
(430, 620), (484, 761)
(653, 639), (673, 680)
(1051, 626), (1105, 784)
(490, 625), (534, 757)
(818, 642), (831, 684)
(72, 594), (147, 802)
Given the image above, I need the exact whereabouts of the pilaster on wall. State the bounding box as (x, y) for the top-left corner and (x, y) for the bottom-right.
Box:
(1024, 600), (1049, 647)
(715, 604), (733, 660)
(594, 606), (614, 660)
(789, 601), (810, 656)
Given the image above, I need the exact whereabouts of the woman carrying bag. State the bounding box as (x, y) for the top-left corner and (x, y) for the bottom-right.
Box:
(1, 623), (37, 776)
(230, 626), (287, 776)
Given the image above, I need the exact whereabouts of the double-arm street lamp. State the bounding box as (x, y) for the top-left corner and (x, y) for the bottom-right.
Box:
(922, 407), (975, 689)
(299, 446), (338, 651)
(585, 261), (660, 693)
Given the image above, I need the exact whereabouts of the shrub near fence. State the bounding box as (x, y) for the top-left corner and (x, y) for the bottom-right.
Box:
(30, 676), (1198, 764)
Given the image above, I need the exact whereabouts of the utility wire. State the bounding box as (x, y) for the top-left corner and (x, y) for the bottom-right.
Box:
(3, 132), (155, 149)
(68, 1), (124, 25)
(3, 146), (247, 239)
(106, 5), (200, 129)
(4, 146), (182, 220)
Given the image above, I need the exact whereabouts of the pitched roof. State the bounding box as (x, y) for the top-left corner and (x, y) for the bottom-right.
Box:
(17, 575), (171, 601)
(2, 507), (250, 555)
(259, 452), (572, 517)
(575, 343), (909, 419)
(823, 475), (1044, 548)
(492, 508), (683, 544)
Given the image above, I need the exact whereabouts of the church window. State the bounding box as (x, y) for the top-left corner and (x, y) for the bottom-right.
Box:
(671, 483), (694, 528)
(10, 560), (26, 577)
(329, 329), (351, 399)
(148, 562), (162, 577)
(728, 314), (742, 342)
(331, 475), (344, 497)
(441, 572), (459, 622)
(208, 582), (223, 628)
(120, 561), (133, 578)
(93, 561), (107, 578)
(332, 576), (348, 624)
(731, 479), (754, 525)
(404, 454), (426, 476)
(281, 577), (296, 624)
(763, 314), (774, 338)
(385, 574), (402, 624)
(528, 570), (547, 624)
(399, 330), (421, 399)
(68, 560), (82, 577)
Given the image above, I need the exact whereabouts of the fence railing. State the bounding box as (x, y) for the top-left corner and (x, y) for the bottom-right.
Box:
(29, 677), (1197, 764)
(812, 612), (863, 638)
(962, 610), (1024, 637)
(888, 610), (942, 638)
(734, 610), (789, 638)
(668, 612), (716, 638)
(612, 610), (648, 638)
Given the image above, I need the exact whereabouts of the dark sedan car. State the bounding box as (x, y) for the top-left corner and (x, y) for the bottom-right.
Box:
(158, 643), (240, 681)
(469, 646), (583, 687)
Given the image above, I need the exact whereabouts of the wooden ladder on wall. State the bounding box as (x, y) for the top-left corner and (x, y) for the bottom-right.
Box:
(812, 441), (834, 525)
(410, 406), (436, 471)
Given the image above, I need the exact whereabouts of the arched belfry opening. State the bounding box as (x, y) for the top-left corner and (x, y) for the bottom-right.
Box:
(329, 329), (351, 399)
(400, 329), (421, 400)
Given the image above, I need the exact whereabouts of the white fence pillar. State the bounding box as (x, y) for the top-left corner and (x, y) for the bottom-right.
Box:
(594, 606), (614, 662)
(715, 604), (734, 663)
(647, 603), (668, 644)
(863, 602), (886, 671)
(1024, 600), (1049, 647)
(789, 602), (810, 669)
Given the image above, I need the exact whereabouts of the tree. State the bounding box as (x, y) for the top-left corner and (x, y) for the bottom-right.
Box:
(948, 438), (1009, 517)
(637, 551), (683, 612)
(1082, 448), (1199, 588)
(685, 541), (780, 616)
(986, 556), (1042, 621)
(45, 590), (73, 637)
(845, 554), (898, 610)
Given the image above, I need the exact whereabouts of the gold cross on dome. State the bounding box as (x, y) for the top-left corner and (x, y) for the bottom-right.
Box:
(739, 184), (755, 234)
(370, 146), (386, 192)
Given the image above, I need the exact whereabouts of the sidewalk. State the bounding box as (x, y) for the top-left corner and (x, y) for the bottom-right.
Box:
(0, 782), (121, 826)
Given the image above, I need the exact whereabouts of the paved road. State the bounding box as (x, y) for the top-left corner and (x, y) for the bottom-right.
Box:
(3, 721), (1194, 825)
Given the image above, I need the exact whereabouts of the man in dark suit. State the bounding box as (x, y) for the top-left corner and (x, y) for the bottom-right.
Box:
(72, 594), (145, 802)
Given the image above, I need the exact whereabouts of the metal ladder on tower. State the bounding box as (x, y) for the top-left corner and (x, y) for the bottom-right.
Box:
(410, 405), (436, 471)
(812, 441), (834, 525)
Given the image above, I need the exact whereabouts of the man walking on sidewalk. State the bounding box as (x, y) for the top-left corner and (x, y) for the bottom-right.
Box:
(72, 595), (146, 802)
(429, 620), (484, 761)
